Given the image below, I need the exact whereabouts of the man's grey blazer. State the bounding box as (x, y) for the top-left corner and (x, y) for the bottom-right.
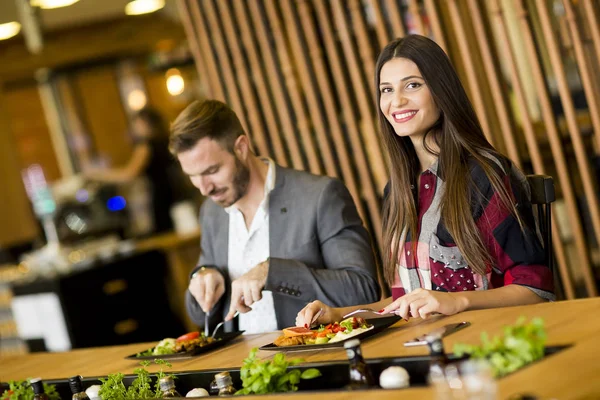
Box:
(185, 164), (380, 331)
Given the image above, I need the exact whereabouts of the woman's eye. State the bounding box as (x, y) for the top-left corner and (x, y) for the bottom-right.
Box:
(406, 82), (422, 90)
(380, 87), (392, 93)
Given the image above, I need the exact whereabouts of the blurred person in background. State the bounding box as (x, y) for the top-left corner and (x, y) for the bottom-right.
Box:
(85, 107), (179, 234)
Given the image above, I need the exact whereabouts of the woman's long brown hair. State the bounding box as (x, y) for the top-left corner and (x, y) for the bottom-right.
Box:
(376, 35), (522, 286)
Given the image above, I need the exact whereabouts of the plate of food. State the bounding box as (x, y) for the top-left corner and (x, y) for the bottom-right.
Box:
(125, 330), (244, 360)
(260, 315), (400, 351)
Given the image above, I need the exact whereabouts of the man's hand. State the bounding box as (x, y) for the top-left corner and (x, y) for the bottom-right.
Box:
(226, 260), (269, 320)
(188, 267), (225, 313)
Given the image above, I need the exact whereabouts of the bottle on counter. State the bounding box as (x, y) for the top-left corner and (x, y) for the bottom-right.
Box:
(344, 338), (375, 389)
(30, 378), (49, 400)
(214, 371), (236, 396)
(68, 376), (90, 400)
(158, 376), (182, 398)
(209, 379), (220, 396)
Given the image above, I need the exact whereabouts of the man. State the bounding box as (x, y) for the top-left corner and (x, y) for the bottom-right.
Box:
(170, 99), (380, 333)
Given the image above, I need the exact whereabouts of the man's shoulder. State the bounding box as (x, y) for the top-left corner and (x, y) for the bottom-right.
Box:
(277, 165), (338, 190)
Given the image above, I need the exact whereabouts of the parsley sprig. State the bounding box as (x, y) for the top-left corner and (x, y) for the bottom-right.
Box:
(1, 380), (60, 400)
(235, 348), (321, 395)
(98, 359), (174, 399)
(453, 317), (547, 377)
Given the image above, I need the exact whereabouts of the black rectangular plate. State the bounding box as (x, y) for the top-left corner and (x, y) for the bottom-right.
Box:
(125, 331), (244, 360)
(259, 316), (401, 351)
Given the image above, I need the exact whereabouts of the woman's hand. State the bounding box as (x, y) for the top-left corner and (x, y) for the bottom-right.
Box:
(295, 301), (342, 328)
(381, 288), (468, 320)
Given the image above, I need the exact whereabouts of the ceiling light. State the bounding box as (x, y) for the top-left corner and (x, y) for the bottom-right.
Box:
(127, 89), (147, 111)
(0, 22), (21, 41)
(125, 0), (165, 16)
(166, 68), (185, 96)
(30, 0), (80, 9)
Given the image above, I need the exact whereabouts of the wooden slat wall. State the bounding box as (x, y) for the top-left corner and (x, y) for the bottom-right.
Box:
(179, 0), (600, 298)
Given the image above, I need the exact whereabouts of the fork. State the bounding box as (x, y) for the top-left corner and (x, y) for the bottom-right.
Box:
(211, 311), (240, 339)
(342, 308), (401, 319)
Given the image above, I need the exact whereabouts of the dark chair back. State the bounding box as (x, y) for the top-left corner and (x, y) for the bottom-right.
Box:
(526, 174), (561, 297)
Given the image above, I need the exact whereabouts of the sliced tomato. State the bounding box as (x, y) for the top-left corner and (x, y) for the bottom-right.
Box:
(176, 331), (200, 342)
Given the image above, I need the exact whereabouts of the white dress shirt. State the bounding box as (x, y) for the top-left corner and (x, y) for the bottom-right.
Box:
(225, 158), (278, 334)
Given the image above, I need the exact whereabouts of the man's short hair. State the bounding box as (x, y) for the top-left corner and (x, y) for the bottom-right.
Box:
(169, 100), (244, 154)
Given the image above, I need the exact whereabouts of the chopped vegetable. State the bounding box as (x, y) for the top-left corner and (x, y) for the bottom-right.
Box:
(453, 317), (546, 378)
(176, 332), (200, 342)
(153, 338), (176, 355)
(235, 348), (321, 395)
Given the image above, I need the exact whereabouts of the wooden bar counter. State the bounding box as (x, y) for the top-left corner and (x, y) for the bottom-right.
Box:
(2, 298), (600, 399)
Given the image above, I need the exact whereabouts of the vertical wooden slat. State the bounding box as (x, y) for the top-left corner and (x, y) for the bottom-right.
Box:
(536, 0), (599, 296)
(385, 0), (406, 38)
(368, 0), (391, 47)
(423, 0), (448, 52)
(467, 0), (521, 167)
(296, 0), (366, 220)
(312, 0), (383, 246)
(176, 0), (213, 99)
(245, 0), (306, 171)
(213, 0), (272, 160)
(331, 1), (388, 192)
(188, 0), (226, 101)
(407, 0), (426, 35)
(583, 0), (600, 89)
(349, 0), (376, 99)
(201, 0), (249, 132)
(262, 1), (323, 176)
(231, 0), (289, 168)
(490, 0), (574, 299)
(563, 0), (600, 154)
(515, 0), (594, 299)
(279, 0), (337, 178)
(446, 0), (494, 144)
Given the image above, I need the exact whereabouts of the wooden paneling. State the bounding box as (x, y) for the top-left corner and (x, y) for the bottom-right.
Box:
(3, 85), (61, 183)
(0, 90), (40, 247)
(179, 0), (600, 298)
(72, 66), (132, 168)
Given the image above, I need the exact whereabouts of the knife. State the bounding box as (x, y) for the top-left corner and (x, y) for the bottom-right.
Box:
(204, 311), (210, 337)
(403, 321), (471, 347)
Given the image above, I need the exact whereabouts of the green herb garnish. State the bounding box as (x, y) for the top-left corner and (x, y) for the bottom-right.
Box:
(98, 359), (174, 399)
(235, 348), (321, 395)
(340, 319), (354, 333)
(1, 380), (60, 400)
(453, 317), (546, 377)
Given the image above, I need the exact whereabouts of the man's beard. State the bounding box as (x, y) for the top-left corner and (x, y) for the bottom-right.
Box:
(215, 157), (250, 208)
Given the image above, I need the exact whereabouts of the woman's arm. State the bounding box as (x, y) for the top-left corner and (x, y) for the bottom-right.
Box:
(380, 285), (544, 320)
(85, 143), (150, 183)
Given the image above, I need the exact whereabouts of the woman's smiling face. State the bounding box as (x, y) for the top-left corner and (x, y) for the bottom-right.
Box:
(379, 57), (441, 140)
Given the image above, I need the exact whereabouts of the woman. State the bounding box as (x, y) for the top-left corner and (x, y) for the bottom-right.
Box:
(296, 35), (554, 326)
(85, 108), (176, 233)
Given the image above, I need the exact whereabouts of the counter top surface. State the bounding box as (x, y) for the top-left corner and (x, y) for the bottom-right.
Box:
(2, 297), (600, 399)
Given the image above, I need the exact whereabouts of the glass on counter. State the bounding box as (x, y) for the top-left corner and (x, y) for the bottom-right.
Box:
(430, 359), (497, 400)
